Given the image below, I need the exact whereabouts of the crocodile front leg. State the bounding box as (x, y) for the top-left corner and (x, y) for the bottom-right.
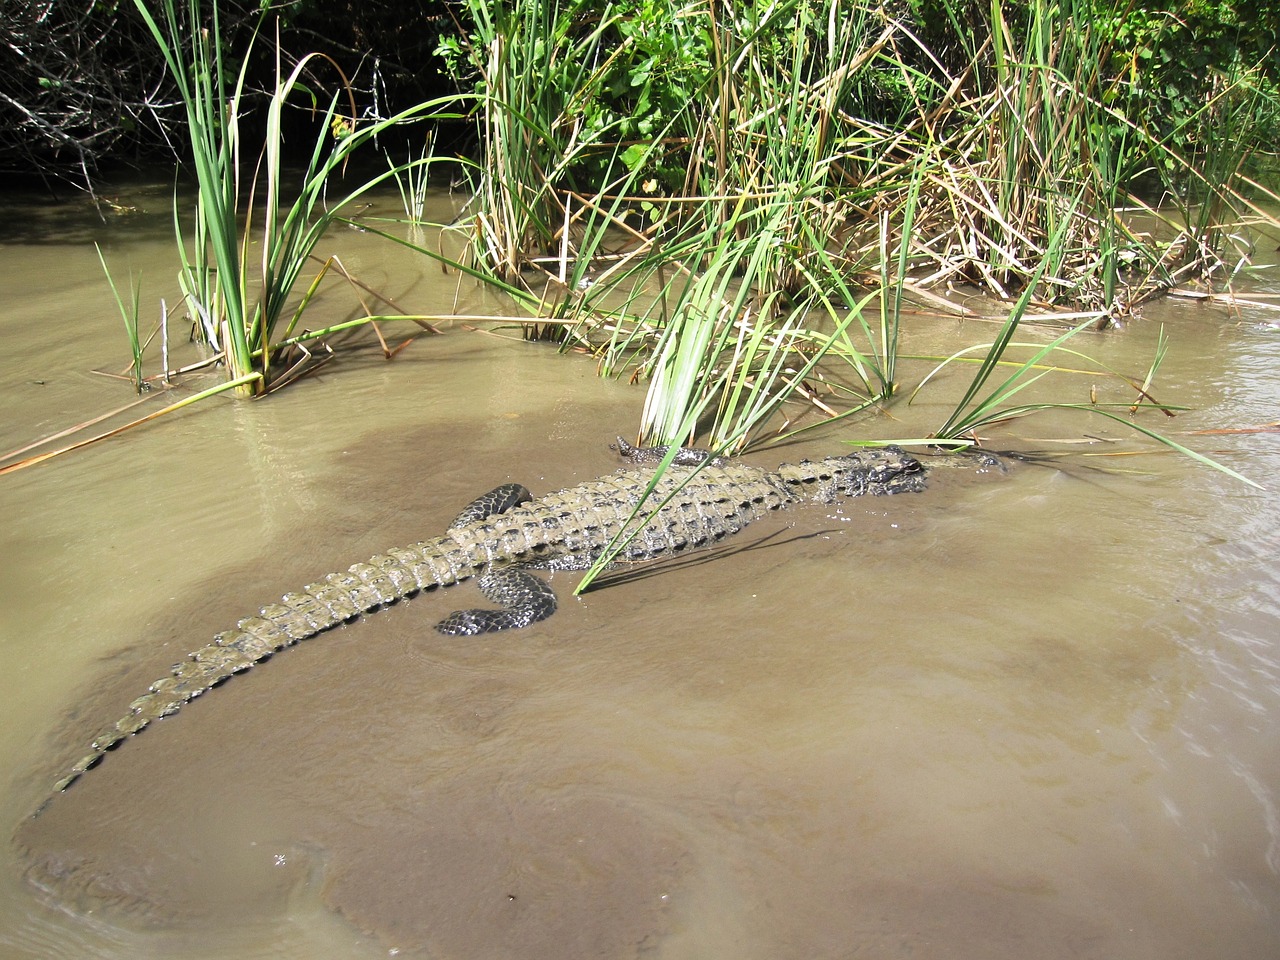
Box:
(449, 482), (532, 527)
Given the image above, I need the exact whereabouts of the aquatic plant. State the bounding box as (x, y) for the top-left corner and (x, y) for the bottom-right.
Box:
(437, 0), (642, 289)
(132, 0), (457, 395)
(438, 0), (1278, 455)
(388, 133), (438, 226)
(95, 244), (147, 394)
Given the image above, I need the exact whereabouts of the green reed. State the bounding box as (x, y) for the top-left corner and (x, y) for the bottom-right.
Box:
(388, 133), (437, 225)
(438, 0), (1276, 472)
(548, 0), (908, 450)
(133, 0), (456, 395)
(442, 0), (635, 288)
(96, 245), (146, 393)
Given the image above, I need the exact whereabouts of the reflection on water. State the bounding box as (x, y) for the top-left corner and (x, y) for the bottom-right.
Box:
(2, 188), (1278, 960)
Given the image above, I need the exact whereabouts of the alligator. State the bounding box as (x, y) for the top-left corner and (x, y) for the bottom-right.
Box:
(40, 440), (926, 804)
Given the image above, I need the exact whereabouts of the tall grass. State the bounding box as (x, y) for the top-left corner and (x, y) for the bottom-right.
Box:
(96, 245), (146, 393)
(553, 0), (908, 450)
(133, 0), (456, 395)
(443, 0), (1278, 461)
(1158, 62), (1280, 286)
(443, 0), (638, 291)
(388, 132), (437, 225)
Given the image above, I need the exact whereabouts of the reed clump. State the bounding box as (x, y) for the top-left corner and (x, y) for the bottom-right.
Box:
(439, 0), (1279, 453)
(47, 0), (1273, 479)
(130, 0), (458, 397)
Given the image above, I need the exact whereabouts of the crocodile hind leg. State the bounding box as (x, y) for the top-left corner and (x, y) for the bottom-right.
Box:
(435, 565), (558, 635)
(436, 482), (556, 635)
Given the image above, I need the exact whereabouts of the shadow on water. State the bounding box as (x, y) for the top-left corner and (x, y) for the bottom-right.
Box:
(2, 185), (1279, 960)
(0, 179), (181, 246)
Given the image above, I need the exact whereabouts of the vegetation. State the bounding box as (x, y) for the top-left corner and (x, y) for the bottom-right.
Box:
(130, 0), (460, 397)
(2, 0), (1276, 475)
(418, 0), (1276, 581)
(0, 0), (457, 192)
(431, 0), (1278, 455)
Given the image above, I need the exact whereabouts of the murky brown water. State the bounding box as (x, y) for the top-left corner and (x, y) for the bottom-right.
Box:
(2, 184), (1278, 959)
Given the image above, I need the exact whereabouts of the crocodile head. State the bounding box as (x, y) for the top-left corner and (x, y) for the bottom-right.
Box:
(777, 446), (926, 502)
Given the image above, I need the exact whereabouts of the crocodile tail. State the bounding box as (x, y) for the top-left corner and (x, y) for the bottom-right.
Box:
(44, 536), (478, 802)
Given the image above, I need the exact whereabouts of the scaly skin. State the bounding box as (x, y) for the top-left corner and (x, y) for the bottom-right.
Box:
(39, 444), (925, 805)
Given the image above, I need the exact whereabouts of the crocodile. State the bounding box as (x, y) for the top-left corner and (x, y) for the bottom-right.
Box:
(40, 440), (926, 804)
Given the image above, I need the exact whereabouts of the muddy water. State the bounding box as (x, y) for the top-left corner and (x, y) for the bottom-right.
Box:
(2, 187), (1278, 960)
